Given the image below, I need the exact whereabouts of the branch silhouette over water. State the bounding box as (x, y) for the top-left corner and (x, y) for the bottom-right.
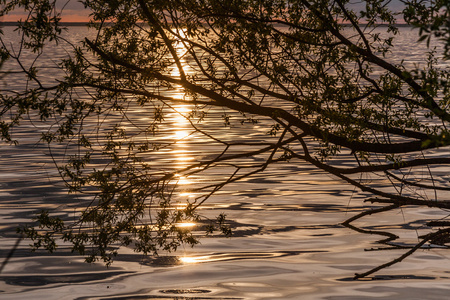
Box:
(1, 0), (450, 280)
(0, 235), (21, 274)
(343, 203), (450, 280)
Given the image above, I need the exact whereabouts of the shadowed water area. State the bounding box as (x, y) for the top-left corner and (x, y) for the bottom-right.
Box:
(1, 26), (450, 299)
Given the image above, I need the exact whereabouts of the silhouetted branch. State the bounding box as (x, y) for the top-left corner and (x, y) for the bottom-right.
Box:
(0, 234), (22, 274)
(354, 228), (450, 279)
(342, 204), (401, 226)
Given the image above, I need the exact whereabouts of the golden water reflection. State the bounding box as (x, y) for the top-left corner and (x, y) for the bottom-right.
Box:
(179, 251), (309, 264)
(170, 105), (195, 202)
(170, 28), (191, 79)
(175, 222), (196, 228)
(174, 173), (192, 185)
(180, 255), (211, 264)
(165, 29), (200, 205)
(171, 105), (193, 170)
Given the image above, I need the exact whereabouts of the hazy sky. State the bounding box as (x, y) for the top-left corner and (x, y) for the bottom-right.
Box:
(2, 0), (90, 22)
(2, 0), (407, 23)
(57, 1), (90, 22)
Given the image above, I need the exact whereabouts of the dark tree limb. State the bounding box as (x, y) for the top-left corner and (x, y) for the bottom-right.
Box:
(354, 228), (450, 279)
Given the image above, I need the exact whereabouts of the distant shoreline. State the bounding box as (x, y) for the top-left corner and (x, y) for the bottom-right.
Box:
(0, 21), (414, 27)
(0, 22), (89, 26)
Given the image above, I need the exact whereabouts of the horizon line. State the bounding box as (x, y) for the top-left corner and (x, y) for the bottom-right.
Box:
(0, 21), (413, 27)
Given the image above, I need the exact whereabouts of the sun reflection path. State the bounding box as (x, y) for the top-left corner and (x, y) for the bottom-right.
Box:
(170, 104), (196, 203)
(180, 255), (212, 264)
(179, 251), (312, 265)
(172, 105), (192, 142)
(176, 222), (197, 228)
(166, 27), (197, 171)
(170, 28), (191, 79)
(166, 28), (205, 211)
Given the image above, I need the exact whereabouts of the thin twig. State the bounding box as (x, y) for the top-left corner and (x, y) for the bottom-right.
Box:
(0, 235), (22, 274)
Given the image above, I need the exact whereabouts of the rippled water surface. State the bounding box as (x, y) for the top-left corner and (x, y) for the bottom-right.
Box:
(1, 26), (450, 300)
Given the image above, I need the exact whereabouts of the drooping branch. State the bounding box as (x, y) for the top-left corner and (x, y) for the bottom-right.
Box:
(385, 170), (450, 191)
(138, 0), (186, 81)
(85, 28), (446, 156)
(4, 0), (450, 279)
(354, 228), (450, 280)
(301, 0), (450, 123)
(342, 203), (401, 226)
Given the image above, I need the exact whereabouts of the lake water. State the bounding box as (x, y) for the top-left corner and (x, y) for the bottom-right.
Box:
(1, 25), (450, 299)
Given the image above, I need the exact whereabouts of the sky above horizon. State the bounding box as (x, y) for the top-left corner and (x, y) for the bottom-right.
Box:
(1, 0), (407, 23)
(2, 1), (90, 22)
